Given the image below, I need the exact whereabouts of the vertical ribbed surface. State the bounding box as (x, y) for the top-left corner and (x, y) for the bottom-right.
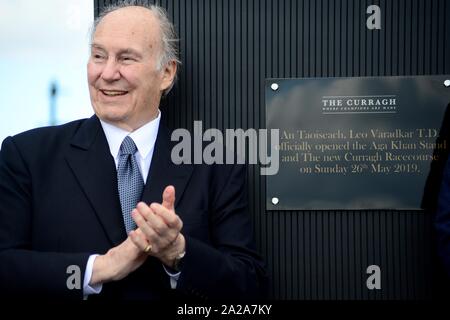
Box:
(95, 0), (450, 299)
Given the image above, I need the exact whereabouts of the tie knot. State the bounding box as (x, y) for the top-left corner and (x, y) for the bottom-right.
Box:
(120, 136), (138, 155)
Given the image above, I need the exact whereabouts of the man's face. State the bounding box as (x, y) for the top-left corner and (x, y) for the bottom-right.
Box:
(88, 7), (175, 131)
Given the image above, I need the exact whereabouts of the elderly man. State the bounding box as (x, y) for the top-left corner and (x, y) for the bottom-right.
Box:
(0, 2), (267, 300)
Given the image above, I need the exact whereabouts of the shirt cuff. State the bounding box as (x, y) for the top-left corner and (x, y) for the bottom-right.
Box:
(162, 264), (181, 289)
(83, 254), (103, 299)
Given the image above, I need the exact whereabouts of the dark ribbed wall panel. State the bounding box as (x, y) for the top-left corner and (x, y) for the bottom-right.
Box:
(95, 0), (450, 299)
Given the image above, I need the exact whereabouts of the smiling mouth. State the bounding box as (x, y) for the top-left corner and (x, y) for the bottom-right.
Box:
(100, 89), (129, 97)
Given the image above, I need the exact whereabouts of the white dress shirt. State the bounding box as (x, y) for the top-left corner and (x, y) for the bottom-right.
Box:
(83, 110), (180, 298)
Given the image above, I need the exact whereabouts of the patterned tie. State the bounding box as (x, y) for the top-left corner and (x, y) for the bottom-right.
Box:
(117, 136), (144, 234)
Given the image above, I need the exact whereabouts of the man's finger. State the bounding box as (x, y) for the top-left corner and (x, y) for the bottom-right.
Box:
(132, 209), (158, 240)
(129, 228), (149, 253)
(150, 202), (182, 230)
(135, 202), (167, 236)
(162, 185), (175, 211)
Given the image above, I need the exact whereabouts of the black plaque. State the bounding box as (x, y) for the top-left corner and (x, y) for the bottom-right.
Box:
(266, 76), (450, 210)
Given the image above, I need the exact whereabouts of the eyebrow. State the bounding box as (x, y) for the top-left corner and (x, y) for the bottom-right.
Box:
(90, 44), (106, 52)
(90, 44), (143, 59)
(117, 48), (143, 58)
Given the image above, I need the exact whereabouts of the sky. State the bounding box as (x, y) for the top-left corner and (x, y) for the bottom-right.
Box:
(0, 0), (94, 145)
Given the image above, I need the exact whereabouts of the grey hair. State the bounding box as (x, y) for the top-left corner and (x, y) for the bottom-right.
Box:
(91, 0), (181, 95)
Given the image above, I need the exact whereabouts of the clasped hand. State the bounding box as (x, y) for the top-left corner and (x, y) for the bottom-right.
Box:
(129, 185), (185, 267)
(90, 185), (185, 285)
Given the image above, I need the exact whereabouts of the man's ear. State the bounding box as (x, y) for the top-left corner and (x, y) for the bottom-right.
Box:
(160, 60), (177, 92)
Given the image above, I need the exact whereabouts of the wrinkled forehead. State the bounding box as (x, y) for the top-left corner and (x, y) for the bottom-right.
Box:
(93, 6), (162, 52)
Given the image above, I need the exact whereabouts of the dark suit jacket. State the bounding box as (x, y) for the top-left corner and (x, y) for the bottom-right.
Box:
(436, 156), (450, 278)
(0, 115), (267, 300)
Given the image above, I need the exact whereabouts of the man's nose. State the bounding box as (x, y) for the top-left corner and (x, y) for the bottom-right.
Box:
(101, 58), (121, 81)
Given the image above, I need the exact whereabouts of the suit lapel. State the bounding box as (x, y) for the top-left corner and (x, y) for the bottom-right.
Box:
(141, 125), (194, 209)
(65, 115), (126, 246)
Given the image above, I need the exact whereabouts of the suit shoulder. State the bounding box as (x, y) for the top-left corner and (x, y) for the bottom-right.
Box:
(12, 119), (87, 144)
(2, 118), (91, 157)
(12, 119), (87, 141)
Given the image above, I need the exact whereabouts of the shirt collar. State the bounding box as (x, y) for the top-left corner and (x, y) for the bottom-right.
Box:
(99, 110), (161, 160)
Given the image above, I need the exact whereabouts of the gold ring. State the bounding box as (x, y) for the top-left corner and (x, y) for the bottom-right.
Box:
(144, 244), (152, 253)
